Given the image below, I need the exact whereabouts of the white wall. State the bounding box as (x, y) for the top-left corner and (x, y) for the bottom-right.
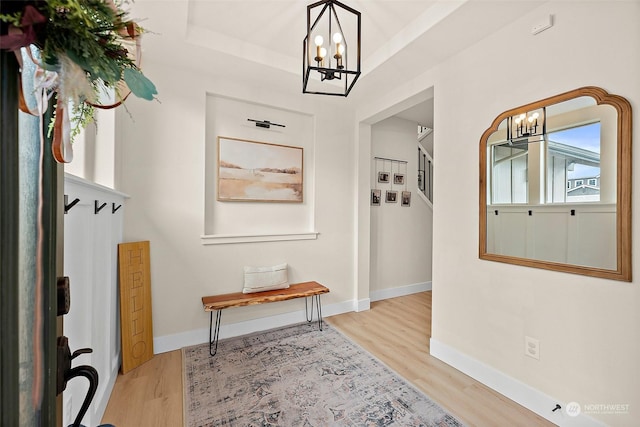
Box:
(110, 1), (639, 425)
(370, 117), (432, 294)
(356, 2), (640, 426)
(63, 175), (125, 427)
(115, 57), (357, 351)
(203, 95), (315, 237)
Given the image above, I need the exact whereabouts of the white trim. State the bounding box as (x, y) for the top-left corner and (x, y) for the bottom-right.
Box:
(370, 281), (431, 302)
(416, 188), (433, 209)
(154, 283), (431, 353)
(418, 127), (433, 142)
(90, 357), (119, 427)
(153, 299), (353, 354)
(356, 298), (371, 312)
(430, 339), (607, 427)
(64, 172), (130, 198)
(201, 232), (319, 245)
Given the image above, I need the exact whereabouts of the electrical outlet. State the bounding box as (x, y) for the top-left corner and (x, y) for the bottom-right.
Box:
(525, 336), (540, 360)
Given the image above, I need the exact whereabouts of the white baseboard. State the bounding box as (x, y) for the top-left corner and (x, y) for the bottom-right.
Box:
(154, 283), (432, 354)
(153, 299), (354, 354)
(430, 338), (606, 427)
(356, 298), (370, 312)
(370, 281), (431, 302)
(92, 358), (119, 425)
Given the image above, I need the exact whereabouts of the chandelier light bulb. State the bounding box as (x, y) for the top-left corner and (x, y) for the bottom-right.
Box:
(333, 32), (342, 44)
(314, 35), (324, 46)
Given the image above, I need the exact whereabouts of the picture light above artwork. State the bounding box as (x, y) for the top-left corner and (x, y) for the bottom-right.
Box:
(247, 119), (286, 129)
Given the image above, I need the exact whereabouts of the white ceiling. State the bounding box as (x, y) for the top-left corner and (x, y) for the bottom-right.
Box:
(131, 0), (544, 127)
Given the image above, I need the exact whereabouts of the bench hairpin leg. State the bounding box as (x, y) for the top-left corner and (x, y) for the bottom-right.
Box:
(305, 295), (324, 331)
(316, 294), (323, 331)
(305, 296), (315, 323)
(209, 310), (222, 356)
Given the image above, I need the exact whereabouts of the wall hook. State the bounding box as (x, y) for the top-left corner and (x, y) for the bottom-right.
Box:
(94, 200), (107, 214)
(64, 195), (80, 214)
(112, 203), (122, 214)
(552, 404), (561, 412)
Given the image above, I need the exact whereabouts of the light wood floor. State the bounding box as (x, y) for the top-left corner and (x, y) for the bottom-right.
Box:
(102, 292), (553, 426)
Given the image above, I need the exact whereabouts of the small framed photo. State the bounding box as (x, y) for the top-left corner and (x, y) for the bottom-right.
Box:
(385, 190), (397, 203)
(394, 173), (405, 185)
(401, 191), (411, 207)
(378, 172), (390, 183)
(371, 189), (381, 206)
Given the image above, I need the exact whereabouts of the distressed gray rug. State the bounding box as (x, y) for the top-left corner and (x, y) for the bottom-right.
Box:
(182, 322), (464, 426)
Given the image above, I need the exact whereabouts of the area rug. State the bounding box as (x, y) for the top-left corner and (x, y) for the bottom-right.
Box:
(182, 322), (464, 426)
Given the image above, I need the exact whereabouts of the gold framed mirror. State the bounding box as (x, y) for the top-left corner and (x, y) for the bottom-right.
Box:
(479, 87), (632, 281)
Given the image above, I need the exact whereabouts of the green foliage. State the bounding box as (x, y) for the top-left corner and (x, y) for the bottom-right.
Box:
(2, 0), (156, 143)
(42, 0), (135, 85)
(0, 12), (22, 27)
(123, 67), (157, 100)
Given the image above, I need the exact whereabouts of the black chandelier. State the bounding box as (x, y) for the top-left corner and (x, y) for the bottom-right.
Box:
(303, 0), (361, 97)
(507, 107), (546, 143)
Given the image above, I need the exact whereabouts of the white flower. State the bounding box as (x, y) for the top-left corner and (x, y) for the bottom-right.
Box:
(57, 53), (97, 104)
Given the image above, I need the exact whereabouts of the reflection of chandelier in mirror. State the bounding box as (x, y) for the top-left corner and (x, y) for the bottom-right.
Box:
(303, 0), (361, 96)
(507, 107), (546, 143)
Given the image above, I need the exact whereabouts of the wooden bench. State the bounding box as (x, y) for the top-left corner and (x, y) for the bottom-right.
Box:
(202, 281), (330, 356)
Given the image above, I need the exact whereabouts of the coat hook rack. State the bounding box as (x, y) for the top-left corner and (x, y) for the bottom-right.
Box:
(112, 203), (122, 214)
(64, 195), (80, 214)
(94, 200), (107, 214)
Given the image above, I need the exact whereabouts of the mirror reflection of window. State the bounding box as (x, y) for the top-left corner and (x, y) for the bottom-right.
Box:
(480, 87), (631, 281)
(547, 122), (601, 203)
(490, 143), (528, 204)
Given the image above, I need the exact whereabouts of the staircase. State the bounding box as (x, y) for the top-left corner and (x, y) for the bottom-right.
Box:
(417, 126), (433, 207)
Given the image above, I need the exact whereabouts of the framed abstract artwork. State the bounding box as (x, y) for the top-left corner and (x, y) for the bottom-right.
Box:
(217, 137), (303, 202)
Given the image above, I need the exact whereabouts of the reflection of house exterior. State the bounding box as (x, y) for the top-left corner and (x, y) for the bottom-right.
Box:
(567, 175), (600, 202)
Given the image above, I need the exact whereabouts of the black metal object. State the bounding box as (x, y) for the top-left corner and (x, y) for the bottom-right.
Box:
(64, 195), (80, 213)
(207, 295), (326, 357)
(1, 12), (59, 423)
(56, 336), (98, 427)
(112, 203), (122, 213)
(305, 294), (324, 331)
(42, 62), (62, 427)
(248, 119), (285, 129)
(0, 34), (21, 427)
(94, 200), (107, 214)
(208, 310), (222, 357)
(57, 277), (71, 316)
(303, 0), (361, 96)
(507, 107), (546, 144)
